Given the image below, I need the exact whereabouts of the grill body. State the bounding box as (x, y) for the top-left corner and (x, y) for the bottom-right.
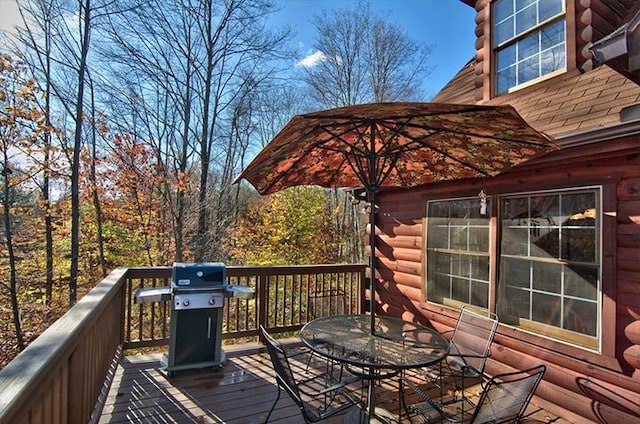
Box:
(164, 262), (226, 374)
(135, 262), (254, 377)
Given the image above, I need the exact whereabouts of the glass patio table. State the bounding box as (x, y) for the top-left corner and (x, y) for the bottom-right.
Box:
(300, 314), (448, 423)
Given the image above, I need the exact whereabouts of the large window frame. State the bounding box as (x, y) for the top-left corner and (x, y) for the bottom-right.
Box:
(492, 0), (567, 95)
(424, 186), (603, 352)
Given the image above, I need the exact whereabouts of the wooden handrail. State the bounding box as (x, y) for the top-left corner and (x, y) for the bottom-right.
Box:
(123, 263), (366, 348)
(0, 263), (366, 424)
(0, 267), (128, 424)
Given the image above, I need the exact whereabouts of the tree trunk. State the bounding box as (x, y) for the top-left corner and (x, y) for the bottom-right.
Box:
(69, 0), (92, 306)
(2, 159), (25, 350)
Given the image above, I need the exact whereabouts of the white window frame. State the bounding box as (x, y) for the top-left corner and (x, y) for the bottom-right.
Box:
(492, 0), (567, 94)
(424, 186), (603, 352)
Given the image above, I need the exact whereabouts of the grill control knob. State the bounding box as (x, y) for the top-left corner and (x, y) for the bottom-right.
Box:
(209, 297), (216, 305)
(183, 299), (190, 307)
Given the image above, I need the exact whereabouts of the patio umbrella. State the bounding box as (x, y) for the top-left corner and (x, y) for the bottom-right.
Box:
(233, 102), (557, 334)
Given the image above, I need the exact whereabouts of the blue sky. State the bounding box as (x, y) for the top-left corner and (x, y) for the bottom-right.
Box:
(0, 0), (477, 98)
(270, 0), (477, 98)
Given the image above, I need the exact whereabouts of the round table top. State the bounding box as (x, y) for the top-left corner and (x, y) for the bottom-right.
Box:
(300, 314), (448, 370)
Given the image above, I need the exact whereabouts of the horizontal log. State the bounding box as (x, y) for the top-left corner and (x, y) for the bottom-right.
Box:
(378, 267), (422, 291)
(378, 234), (423, 249)
(618, 201), (640, 224)
(618, 257), (640, 272)
(623, 344), (640, 370)
(618, 271), (640, 289)
(618, 223), (640, 235)
(377, 213), (422, 225)
(624, 320), (640, 345)
(618, 246), (640, 261)
(617, 177), (640, 199)
(619, 233), (640, 248)
(377, 222), (422, 237)
(378, 257), (421, 276)
(375, 245), (422, 263)
(618, 301), (640, 321)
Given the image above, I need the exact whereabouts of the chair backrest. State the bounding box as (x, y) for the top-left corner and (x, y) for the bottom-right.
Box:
(259, 326), (304, 406)
(449, 306), (499, 374)
(309, 289), (346, 319)
(471, 365), (546, 423)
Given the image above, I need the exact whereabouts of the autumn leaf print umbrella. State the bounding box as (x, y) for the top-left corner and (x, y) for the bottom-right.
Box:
(234, 102), (557, 334)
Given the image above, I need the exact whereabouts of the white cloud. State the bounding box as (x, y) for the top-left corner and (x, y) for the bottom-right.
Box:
(296, 50), (328, 68)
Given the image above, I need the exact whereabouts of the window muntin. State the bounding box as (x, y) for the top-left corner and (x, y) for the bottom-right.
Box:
(424, 188), (601, 351)
(426, 198), (491, 309)
(493, 0), (565, 94)
(498, 189), (600, 349)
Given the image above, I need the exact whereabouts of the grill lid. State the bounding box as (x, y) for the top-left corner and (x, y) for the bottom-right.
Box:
(171, 262), (226, 290)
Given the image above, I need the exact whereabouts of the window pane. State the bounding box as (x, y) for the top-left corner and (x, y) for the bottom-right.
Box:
(564, 299), (597, 336)
(519, 34), (539, 61)
(501, 257), (530, 288)
(532, 261), (561, 293)
(565, 265), (598, 300)
(563, 229), (596, 262)
(452, 278), (469, 302)
(494, 0), (514, 24)
(515, 4), (536, 36)
(497, 44), (516, 69)
(541, 20), (564, 49)
(471, 281), (489, 308)
(518, 54), (540, 85)
(469, 226), (489, 252)
(539, 0), (563, 21)
(541, 44), (565, 74)
(532, 292), (561, 327)
(428, 221), (448, 249)
(495, 18), (515, 46)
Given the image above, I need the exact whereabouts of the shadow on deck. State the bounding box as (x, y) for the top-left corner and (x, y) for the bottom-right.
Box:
(99, 341), (572, 423)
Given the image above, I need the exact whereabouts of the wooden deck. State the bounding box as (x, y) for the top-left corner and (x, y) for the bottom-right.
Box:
(99, 342), (572, 423)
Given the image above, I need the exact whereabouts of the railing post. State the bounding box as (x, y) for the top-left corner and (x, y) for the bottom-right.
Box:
(257, 272), (268, 332)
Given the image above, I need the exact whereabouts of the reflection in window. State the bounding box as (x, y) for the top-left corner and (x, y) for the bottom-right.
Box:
(426, 198), (490, 309)
(498, 189), (600, 348)
(493, 0), (565, 94)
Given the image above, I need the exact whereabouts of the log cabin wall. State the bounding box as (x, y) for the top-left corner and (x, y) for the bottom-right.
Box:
(375, 137), (640, 423)
(468, 0), (638, 102)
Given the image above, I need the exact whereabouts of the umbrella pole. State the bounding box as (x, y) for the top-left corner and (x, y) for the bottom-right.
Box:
(368, 188), (376, 335)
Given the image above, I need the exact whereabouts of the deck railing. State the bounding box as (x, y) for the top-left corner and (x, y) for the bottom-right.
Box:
(0, 264), (366, 424)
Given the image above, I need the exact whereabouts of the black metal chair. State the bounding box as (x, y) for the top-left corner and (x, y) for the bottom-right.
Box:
(260, 325), (365, 423)
(403, 364), (546, 423)
(427, 307), (499, 404)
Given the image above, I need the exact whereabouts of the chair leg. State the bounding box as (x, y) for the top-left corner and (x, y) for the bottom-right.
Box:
(264, 386), (282, 423)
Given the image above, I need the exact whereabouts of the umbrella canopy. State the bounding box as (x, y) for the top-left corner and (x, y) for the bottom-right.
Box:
(235, 102), (557, 195)
(234, 102), (557, 334)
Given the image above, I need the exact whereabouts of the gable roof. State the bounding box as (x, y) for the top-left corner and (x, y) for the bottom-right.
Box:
(435, 2), (640, 142)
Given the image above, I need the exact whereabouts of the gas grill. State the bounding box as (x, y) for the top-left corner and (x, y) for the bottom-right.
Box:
(135, 262), (254, 377)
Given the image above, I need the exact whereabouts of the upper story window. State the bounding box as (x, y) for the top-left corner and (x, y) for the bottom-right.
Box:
(493, 0), (566, 94)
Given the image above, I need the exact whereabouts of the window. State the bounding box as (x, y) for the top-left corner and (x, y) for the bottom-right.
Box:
(493, 0), (566, 94)
(426, 197), (491, 309)
(498, 189), (600, 349)
(424, 188), (601, 351)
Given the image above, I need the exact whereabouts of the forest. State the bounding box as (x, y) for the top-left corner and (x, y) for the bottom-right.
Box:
(0, 0), (434, 368)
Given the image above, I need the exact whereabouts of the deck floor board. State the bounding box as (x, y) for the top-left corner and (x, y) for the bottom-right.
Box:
(99, 343), (571, 423)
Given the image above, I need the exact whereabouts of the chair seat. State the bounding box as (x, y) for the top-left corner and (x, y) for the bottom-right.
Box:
(403, 365), (546, 423)
(260, 325), (365, 423)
